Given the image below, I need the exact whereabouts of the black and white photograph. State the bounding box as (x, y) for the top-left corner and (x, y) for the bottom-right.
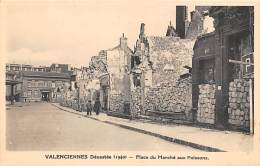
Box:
(1, 1), (259, 165)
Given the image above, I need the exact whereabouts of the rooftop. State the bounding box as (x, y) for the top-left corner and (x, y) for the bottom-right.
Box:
(21, 71), (71, 79)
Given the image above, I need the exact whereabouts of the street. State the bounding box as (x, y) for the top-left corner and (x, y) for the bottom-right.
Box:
(6, 102), (198, 151)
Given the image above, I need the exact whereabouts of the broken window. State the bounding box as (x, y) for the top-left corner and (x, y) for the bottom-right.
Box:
(133, 74), (141, 87)
(228, 31), (252, 80)
(198, 59), (215, 84)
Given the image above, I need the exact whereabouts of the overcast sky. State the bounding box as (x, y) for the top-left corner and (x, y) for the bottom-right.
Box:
(3, 0), (195, 67)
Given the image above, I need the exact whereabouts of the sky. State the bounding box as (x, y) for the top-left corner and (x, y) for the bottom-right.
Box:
(2, 0), (195, 67)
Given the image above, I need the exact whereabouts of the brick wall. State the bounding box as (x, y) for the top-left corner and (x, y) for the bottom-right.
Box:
(197, 84), (216, 124)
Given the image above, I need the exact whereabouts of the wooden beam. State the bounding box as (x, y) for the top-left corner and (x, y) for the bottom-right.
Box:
(228, 59), (254, 66)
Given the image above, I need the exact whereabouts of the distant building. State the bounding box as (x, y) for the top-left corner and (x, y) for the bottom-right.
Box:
(19, 71), (71, 102)
(49, 63), (71, 73)
(6, 71), (22, 103)
(6, 63), (48, 72)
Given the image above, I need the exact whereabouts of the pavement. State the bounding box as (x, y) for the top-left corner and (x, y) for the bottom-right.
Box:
(6, 102), (199, 151)
(51, 103), (254, 152)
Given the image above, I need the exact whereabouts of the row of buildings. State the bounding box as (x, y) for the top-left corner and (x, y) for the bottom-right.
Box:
(6, 6), (254, 133)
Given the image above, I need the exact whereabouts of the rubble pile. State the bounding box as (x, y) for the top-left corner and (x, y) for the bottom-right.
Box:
(109, 93), (124, 112)
(228, 79), (250, 129)
(197, 84), (216, 124)
(130, 87), (143, 117)
(144, 78), (192, 118)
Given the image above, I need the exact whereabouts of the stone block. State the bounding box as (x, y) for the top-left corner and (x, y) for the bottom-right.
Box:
(236, 97), (242, 103)
(239, 93), (243, 98)
(245, 103), (250, 108)
(231, 92), (237, 98)
(228, 108), (232, 114)
(247, 96), (250, 102)
(244, 81), (250, 87)
(230, 103), (237, 109)
(235, 109), (240, 116)
(230, 82), (234, 87)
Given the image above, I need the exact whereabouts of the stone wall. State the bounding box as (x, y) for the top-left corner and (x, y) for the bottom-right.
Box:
(186, 10), (204, 39)
(130, 87), (143, 118)
(147, 36), (195, 85)
(109, 93), (124, 112)
(228, 79), (250, 129)
(197, 84), (216, 124)
(144, 77), (192, 119)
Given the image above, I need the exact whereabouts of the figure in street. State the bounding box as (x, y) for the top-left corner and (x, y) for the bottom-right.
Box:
(86, 100), (92, 116)
(94, 98), (101, 115)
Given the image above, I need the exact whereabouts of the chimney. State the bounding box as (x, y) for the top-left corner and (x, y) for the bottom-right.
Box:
(120, 33), (127, 48)
(139, 23), (145, 40)
(176, 6), (188, 39)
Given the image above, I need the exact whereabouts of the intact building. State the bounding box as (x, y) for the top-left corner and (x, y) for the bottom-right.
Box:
(20, 71), (71, 102)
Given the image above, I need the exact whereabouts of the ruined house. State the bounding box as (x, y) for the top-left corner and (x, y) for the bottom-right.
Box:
(176, 6), (212, 39)
(85, 34), (133, 114)
(128, 6), (215, 121)
(130, 23), (195, 120)
(192, 6), (254, 132)
(105, 34), (133, 115)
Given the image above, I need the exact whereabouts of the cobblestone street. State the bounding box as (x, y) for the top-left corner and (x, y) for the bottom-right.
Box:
(6, 102), (199, 151)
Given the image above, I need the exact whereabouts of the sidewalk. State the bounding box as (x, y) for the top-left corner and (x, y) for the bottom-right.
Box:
(52, 103), (253, 152)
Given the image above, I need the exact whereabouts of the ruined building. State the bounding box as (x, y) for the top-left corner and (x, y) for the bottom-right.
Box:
(130, 23), (195, 120)
(192, 6), (254, 132)
(105, 34), (133, 114)
(175, 6), (212, 39)
(176, 6), (189, 39)
(166, 21), (178, 37)
(85, 34), (133, 115)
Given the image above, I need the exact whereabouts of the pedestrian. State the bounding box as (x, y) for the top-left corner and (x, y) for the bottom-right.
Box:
(94, 98), (101, 115)
(80, 99), (85, 113)
(86, 100), (92, 116)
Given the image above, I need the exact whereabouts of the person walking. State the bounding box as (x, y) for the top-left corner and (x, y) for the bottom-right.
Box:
(86, 100), (92, 116)
(94, 98), (101, 115)
(80, 101), (83, 113)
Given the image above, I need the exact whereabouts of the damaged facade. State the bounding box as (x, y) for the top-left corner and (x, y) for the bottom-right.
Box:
(42, 6), (254, 133)
(192, 6), (254, 132)
(176, 6), (212, 39)
(130, 22), (195, 120)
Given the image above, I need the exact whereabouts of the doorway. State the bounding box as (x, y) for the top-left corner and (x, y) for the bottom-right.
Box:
(41, 91), (50, 101)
